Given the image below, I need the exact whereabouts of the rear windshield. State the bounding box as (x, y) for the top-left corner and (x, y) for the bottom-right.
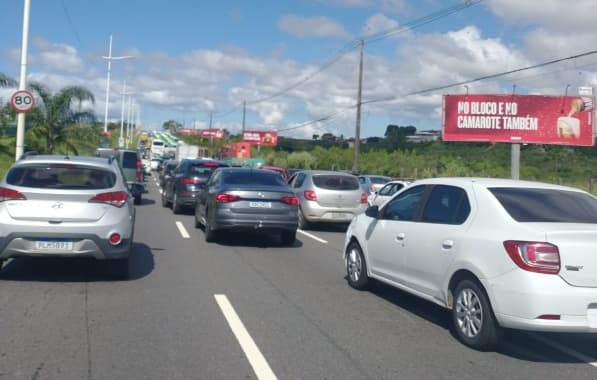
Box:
(223, 171), (287, 186)
(370, 176), (391, 184)
(188, 163), (224, 177)
(6, 164), (116, 190)
(490, 187), (597, 223)
(152, 141), (164, 146)
(313, 175), (360, 190)
(121, 152), (138, 168)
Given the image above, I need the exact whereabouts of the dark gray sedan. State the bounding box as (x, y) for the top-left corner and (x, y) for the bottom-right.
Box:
(194, 167), (299, 244)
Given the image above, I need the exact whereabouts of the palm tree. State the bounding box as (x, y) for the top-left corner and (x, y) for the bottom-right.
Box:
(0, 73), (17, 87)
(27, 83), (96, 154)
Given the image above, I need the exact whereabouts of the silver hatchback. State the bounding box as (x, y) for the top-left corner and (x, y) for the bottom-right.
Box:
(289, 170), (368, 229)
(0, 155), (136, 278)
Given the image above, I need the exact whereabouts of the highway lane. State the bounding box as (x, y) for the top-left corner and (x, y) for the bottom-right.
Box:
(0, 174), (596, 379)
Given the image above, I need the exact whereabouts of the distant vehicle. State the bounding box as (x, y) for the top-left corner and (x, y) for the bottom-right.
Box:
(95, 148), (144, 205)
(151, 139), (165, 157)
(158, 159), (178, 188)
(261, 165), (289, 182)
(344, 177), (597, 350)
(288, 170), (368, 229)
(0, 154), (136, 278)
(176, 144), (199, 160)
(367, 180), (410, 206)
(194, 167), (299, 244)
(161, 159), (230, 214)
(358, 175), (392, 194)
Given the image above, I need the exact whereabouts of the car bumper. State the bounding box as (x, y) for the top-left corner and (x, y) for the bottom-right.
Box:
(484, 270), (597, 332)
(213, 209), (298, 232)
(301, 203), (367, 224)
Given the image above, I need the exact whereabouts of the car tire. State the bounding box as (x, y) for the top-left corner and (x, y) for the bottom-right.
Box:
(194, 209), (202, 229)
(298, 208), (310, 230)
(134, 195), (142, 205)
(161, 191), (170, 208)
(204, 213), (217, 243)
(113, 258), (129, 280)
(280, 230), (296, 245)
(0, 259), (5, 271)
(345, 241), (369, 290)
(452, 279), (501, 351)
(172, 193), (181, 214)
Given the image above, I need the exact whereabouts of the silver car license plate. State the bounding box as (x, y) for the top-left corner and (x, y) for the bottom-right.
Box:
(249, 201), (272, 208)
(35, 240), (73, 250)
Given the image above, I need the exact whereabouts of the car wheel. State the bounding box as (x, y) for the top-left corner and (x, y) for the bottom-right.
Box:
(452, 279), (501, 350)
(172, 193), (181, 214)
(0, 259), (5, 271)
(204, 213), (217, 243)
(298, 208), (310, 230)
(345, 241), (369, 290)
(112, 258), (129, 280)
(280, 230), (296, 245)
(194, 208), (202, 229)
(134, 195), (142, 205)
(161, 191), (170, 208)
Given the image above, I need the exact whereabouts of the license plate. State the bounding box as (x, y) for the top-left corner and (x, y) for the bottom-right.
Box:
(35, 240), (73, 250)
(330, 212), (351, 220)
(249, 201), (272, 208)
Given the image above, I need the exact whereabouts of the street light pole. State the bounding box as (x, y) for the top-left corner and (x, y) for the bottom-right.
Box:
(352, 39), (364, 174)
(15, 0), (31, 160)
(102, 35), (132, 134)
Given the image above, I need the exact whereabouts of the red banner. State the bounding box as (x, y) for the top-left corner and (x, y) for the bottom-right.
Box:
(200, 129), (225, 139)
(242, 130), (278, 146)
(442, 94), (595, 146)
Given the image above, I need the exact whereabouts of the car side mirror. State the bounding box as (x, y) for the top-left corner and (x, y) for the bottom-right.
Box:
(365, 205), (379, 218)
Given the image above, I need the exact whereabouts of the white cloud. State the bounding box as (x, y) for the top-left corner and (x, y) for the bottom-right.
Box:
(278, 15), (352, 39)
(362, 13), (401, 37)
(31, 38), (85, 74)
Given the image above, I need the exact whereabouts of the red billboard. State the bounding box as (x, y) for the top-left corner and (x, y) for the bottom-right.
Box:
(242, 130), (278, 146)
(442, 94), (595, 146)
(200, 129), (225, 139)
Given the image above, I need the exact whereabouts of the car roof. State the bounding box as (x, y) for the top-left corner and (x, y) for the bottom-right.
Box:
(16, 154), (115, 168)
(412, 177), (585, 192)
(298, 170), (358, 177)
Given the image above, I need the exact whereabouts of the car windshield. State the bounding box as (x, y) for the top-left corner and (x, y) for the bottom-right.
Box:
(6, 164), (116, 189)
(490, 187), (597, 223)
(313, 175), (360, 190)
(370, 176), (390, 184)
(223, 171), (286, 186)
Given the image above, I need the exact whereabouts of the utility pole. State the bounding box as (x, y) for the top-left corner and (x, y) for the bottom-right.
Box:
(102, 35), (133, 134)
(242, 100), (246, 136)
(352, 39), (364, 174)
(15, 0), (31, 160)
(119, 81), (133, 147)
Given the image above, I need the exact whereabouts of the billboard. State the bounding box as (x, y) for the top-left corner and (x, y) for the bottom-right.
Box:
(200, 129), (225, 139)
(242, 130), (278, 146)
(442, 94), (595, 146)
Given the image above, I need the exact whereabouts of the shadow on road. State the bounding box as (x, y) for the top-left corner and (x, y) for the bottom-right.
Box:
(0, 242), (154, 282)
(210, 230), (304, 249)
(356, 278), (597, 363)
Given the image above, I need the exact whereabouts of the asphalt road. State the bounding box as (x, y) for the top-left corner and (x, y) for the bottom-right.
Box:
(1, 174), (597, 379)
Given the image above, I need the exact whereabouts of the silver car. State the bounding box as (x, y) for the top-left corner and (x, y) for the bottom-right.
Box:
(0, 154), (136, 278)
(289, 170), (368, 229)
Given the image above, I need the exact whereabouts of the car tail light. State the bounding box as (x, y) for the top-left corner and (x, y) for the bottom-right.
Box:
(215, 193), (241, 203)
(203, 162), (220, 167)
(136, 159), (143, 181)
(360, 192), (368, 203)
(503, 241), (560, 274)
(89, 191), (129, 208)
(304, 190), (317, 201)
(280, 196), (299, 205)
(109, 233), (122, 245)
(0, 187), (26, 202)
(181, 177), (200, 185)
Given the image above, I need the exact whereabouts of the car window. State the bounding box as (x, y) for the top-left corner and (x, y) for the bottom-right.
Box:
(378, 183), (392, 196)
(6, 164), (116, 189)
(189, 164), (217, 177)
(370, 176), (390, 184)
(293, 173), (306, 188)
(421, 185), (470, 224)
(222, 171), (286, 186)
(381, 185), (426, 221)
(121, 152), (138, 168)
(489, 187), (597, 223)
(358, 177), (366, 184)
(313, 175), (360, 190)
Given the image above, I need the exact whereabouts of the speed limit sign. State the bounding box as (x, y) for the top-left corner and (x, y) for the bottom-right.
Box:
(10, 90), (35, 113)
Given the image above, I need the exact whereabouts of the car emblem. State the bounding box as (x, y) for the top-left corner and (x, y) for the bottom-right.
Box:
(51, 202), (64, 209)
(257, 192), (265, 198)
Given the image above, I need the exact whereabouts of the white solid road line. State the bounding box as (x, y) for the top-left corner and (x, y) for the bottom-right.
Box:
(214, 294), (278, 380)
(297, 229), (328, 244)
(175, 221), (190, 239)
(527, 332), (597, 368)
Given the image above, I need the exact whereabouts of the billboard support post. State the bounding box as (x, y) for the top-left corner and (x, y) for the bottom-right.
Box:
(511, 143), (520, 180)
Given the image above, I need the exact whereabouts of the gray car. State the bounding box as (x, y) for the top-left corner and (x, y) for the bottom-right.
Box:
(358, 174), (392, 194)
(0, 154), (136, 278)
(289, 170), (368, 229)
(194, 167), (299, 244)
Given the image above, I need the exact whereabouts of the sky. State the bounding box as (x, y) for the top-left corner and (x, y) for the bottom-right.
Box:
(2, 0), (597, 139)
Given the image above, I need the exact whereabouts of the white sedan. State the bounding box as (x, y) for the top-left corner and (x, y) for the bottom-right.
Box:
(367, 180), (410, 207)
(344, 177), (597, 350)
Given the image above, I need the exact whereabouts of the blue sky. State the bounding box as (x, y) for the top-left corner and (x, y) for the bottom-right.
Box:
(2, 0), (597, 138)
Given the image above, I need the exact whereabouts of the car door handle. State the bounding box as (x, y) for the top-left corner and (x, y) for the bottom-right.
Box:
(442, 240), (454, 249)
(395, 233), (405, 242)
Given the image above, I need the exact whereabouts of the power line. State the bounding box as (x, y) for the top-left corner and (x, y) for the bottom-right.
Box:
(61, 0), (82, 45)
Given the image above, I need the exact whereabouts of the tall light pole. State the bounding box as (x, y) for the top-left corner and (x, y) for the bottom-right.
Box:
(119, 81), (133, 147)
(15, 0), (31, 160)
(352, 39), (364, 174)
(102, 35), (132, 134)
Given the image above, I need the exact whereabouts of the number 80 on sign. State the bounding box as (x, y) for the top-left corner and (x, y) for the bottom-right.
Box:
(10, 90), (35, 113)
